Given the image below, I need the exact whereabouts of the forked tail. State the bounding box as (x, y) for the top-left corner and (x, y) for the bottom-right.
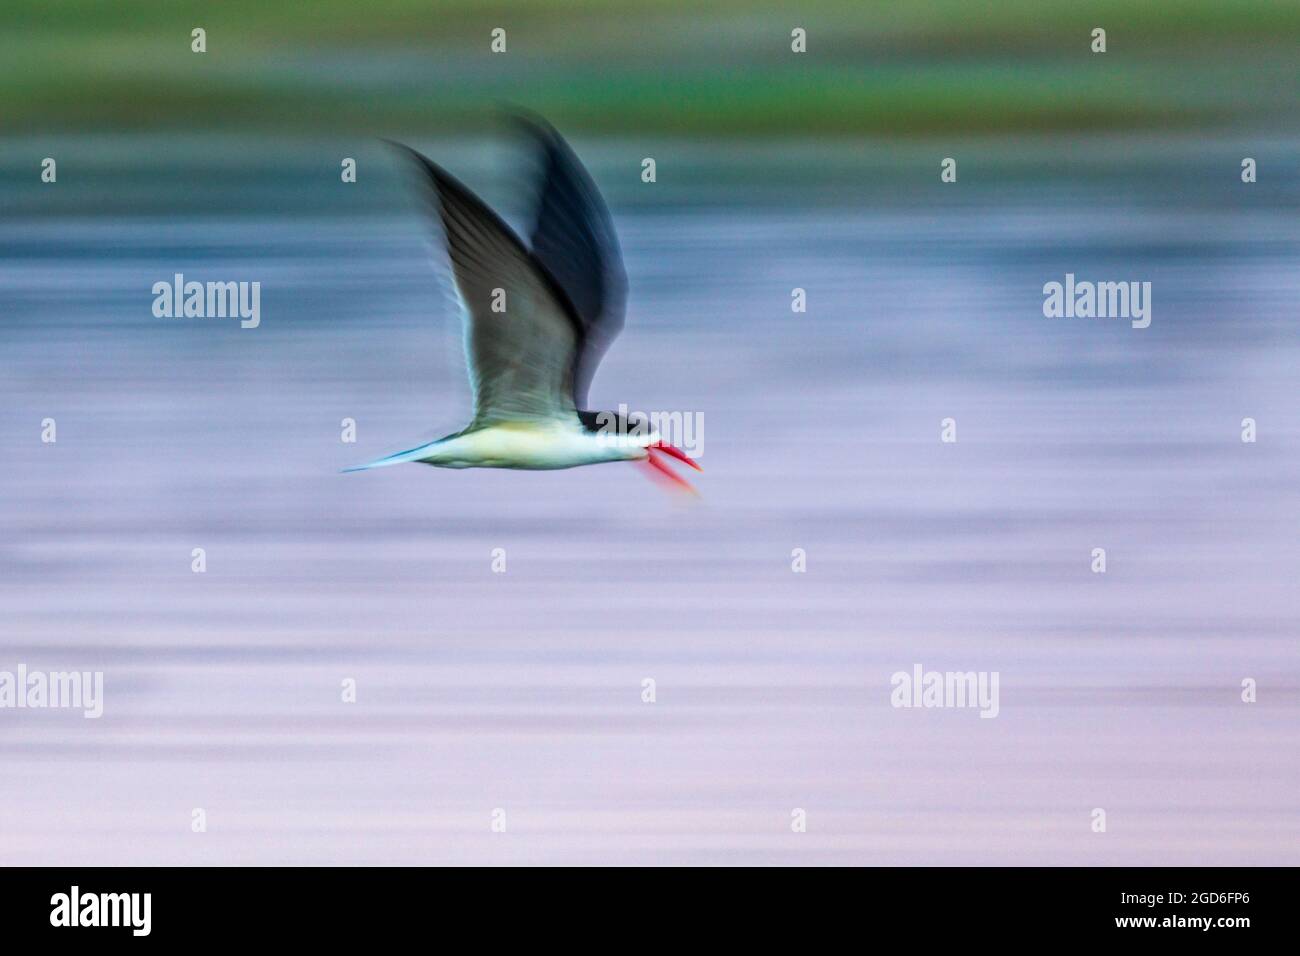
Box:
(341, 442), (438, 473)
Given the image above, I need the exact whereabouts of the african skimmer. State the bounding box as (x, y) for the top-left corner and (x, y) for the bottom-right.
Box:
(345, 117), (700, 492)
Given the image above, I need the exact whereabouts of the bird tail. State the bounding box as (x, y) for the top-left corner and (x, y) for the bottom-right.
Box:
(341, 442), (438, 473)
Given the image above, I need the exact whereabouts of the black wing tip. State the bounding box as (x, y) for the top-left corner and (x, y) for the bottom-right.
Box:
(505, 111), (580, 173)
(501, 106), (559, 140)
(383, 139), (451, 187)
(379, 137), (419, 161)
(382, 117), (568, 200)
(383, 139), (493, 223)
(384, 132), (589, 338)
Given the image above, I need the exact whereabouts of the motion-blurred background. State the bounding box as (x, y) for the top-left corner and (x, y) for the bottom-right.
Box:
(1, 1), (1297, 864)
(4, 0), (1299, 136)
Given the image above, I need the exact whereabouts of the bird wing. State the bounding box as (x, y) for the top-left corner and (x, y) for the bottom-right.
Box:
(517, 116), (628, 411)
(394, 142), (584, 427)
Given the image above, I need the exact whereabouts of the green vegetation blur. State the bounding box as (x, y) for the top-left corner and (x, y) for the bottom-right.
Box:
(4, 0), (1297, 135)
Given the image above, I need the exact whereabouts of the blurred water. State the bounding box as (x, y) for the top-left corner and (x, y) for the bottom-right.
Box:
(1, 136), (1297, 864)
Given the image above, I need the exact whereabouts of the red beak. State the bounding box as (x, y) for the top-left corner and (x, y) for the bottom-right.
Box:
(641, 442), (702, 494)
(650, 441), (702, 471)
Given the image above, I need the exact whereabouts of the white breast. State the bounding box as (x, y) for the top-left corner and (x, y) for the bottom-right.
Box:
(428, 421), (643, 470)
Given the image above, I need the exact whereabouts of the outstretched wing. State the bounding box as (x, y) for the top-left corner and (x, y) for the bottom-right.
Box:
(517, 116), (627, 411)
(393, 142), (584, 426)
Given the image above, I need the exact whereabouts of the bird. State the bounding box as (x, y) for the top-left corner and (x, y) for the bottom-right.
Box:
(344, 116), (701, 493)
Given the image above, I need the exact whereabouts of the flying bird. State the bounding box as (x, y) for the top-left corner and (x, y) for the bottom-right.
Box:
(345, 118), (700, 492)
